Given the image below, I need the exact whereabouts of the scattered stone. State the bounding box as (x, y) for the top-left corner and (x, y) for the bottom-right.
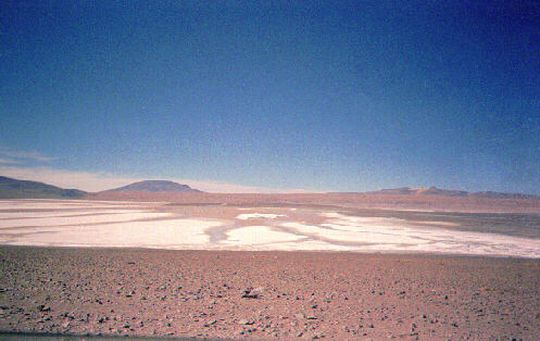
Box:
(239, 319), (254, 325)
(242, 287), (264, 299)
(0, 243), (538, 340)
(204, 319), (217, 327)
(37, 305), (51, 312)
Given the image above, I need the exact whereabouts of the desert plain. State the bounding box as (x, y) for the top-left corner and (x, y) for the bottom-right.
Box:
(0, 194), (539, 339)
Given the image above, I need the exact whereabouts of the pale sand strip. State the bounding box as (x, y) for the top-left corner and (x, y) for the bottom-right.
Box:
(0, 212), (173, 229)
(0, 209), (146, 220)
(0, 200), (147, 210)
(222, 225), (302, 245)
(236, 213), (286, 220)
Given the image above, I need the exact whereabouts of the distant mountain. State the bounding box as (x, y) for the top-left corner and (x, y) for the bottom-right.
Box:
(372, 186), (466, 196)
(375, 187), (418, 195)
(104, 180), (202, 193)
(416, 186), (468, 196)
(369, 186), (538, 199)
(0, 176), (86, 199)
(469, 191), (539, 199)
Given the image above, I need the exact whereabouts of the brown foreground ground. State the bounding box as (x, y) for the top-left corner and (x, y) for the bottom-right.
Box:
(0, 246), (539, 340)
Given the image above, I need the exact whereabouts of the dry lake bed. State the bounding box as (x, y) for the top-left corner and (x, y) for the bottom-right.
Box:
(0, 199), (539, 258)
(0, 199), (539, 339)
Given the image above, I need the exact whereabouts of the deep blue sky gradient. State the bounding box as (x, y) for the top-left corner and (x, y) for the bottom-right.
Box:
(1, 1), (539, 193)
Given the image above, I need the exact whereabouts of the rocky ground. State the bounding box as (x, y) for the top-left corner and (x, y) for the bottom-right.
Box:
(0, 246), (538, 340)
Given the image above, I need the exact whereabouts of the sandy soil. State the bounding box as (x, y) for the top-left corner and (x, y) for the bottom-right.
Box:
(0, 246), (538, 340)
(89, 192), (540, 214)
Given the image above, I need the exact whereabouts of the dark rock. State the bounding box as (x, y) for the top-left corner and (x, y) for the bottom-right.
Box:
(238, 319), (254, 325)
(37, 305), (51, 312)
(242, 287), (264, 299)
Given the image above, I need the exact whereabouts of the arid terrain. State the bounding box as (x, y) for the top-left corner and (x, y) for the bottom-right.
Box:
(0, 196), (539, 339)
(0, 247), (539, 340)
(89, 191), (540, 214)
(3, 0), (539, 338)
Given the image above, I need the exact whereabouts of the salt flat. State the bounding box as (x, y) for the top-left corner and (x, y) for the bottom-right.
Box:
(0, 212), (171, 229)
(3, 219), (222, 249)
(0, 199), (539, 257)
(0, 209), (143, 219)
(236, 213), (285, 220)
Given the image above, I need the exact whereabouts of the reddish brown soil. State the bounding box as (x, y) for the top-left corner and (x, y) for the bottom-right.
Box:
(88, 192), (540, 214)
(1, 246), (538, 339)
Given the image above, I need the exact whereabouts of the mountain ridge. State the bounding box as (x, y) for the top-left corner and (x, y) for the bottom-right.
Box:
(0, 176), (86, 199)
(365, 186), (539, 199)
(0, 176), (537, 199)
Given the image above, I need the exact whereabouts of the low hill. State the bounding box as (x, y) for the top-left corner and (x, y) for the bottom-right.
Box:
(0, 176), (86, 199)
(369, 186), (538, 199)
(103, 180), (202, 193)
(469, 191), (538, 200)
(370, 186), (467, 196)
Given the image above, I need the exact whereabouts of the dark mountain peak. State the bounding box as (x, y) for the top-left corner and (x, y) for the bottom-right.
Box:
(0, 176), (86, 199)
(106, 180), (202, 193)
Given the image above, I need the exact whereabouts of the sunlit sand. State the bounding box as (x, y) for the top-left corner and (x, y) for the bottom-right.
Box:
(236, 213), (286, 220)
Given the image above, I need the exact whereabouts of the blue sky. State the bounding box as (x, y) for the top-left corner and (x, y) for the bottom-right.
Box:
(1, 1), (539, 193)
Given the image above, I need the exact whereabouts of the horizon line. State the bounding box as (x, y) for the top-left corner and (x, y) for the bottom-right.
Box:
(1, 169), (539, 197)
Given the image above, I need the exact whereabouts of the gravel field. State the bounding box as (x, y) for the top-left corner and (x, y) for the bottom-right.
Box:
(1, 246), (538, 340)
